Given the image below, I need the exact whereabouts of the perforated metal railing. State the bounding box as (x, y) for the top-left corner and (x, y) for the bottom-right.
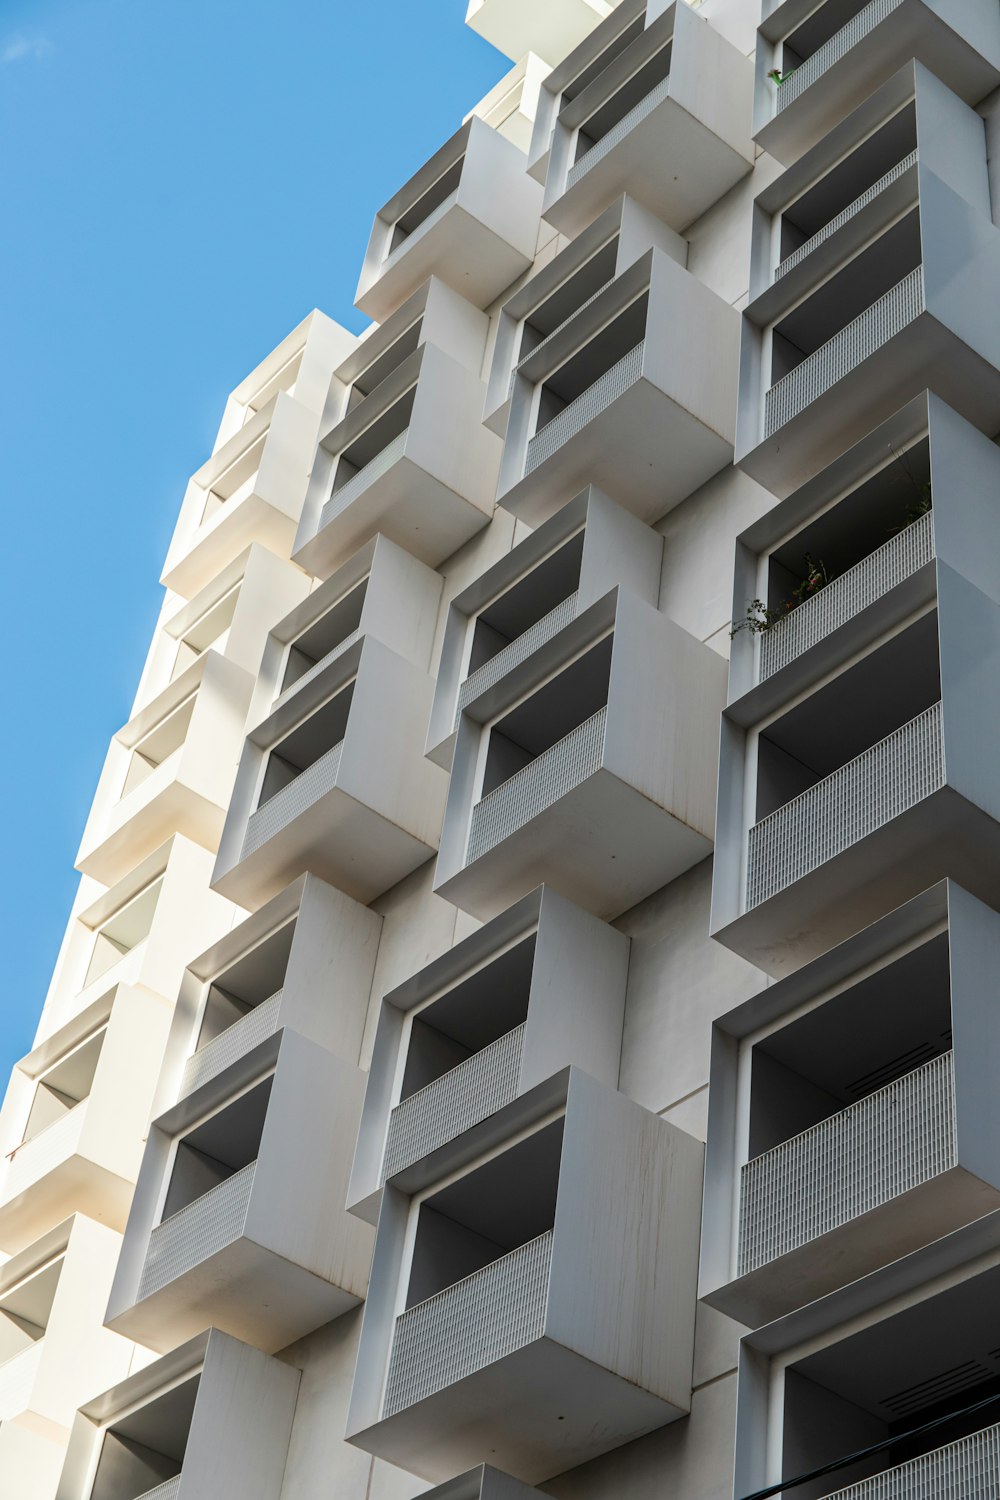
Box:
(467, 706), (607, 864)
(0, 1342), (42, 1422)
(567, 73), (672, 188)
(775, 150), (918, 279)
(135, 1477), (182, 1500)
(738, 1051), (955, 1277)
(321, 429), (409, 527)
(758, 511), (934, 680)
(817, 1419), (1000, 1500)
(764, 267), (924, 436)
(137, 1161), (256, 1302)
(276, 629), (362, 709)
(241, 740), (345, 861)
(181, 991), (284, 1098)
(456, 593), (579, 726)
(382, 1230), (553, 1417)
(776, 0), (902, 111)
(510, 288), (617, 393)
(6, 1102), (87, 1187)
(382, 1023), (526, 1182)
(746, 701), (944, 909)
(525, 342), (644, 475)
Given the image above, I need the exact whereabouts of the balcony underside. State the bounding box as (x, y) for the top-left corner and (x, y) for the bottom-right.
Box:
(349, 1333), (684, 1486)
(162, 493), (297, 599)
(501, 375), (733, 529)
(438, 767), (711, 923)
(740, 310), (1000, 497)
(0, 1155), (132, 1256)
(77, 781), (227, 884)
(545, 94), (752, 238)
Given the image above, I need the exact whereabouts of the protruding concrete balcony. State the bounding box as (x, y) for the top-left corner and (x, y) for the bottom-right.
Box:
(435, 586), (724, 922)
(533, 0), (753, 239)
(427, 486), (661, 768)
(349, 886), (628, 1223)
(56, 1330), (298, 1500)
(753, 0), (1000, 167)
(347, 1069), (703, 1484)
(0, 986), (171, 1255)
(498, 248), (738, 528)
(701, 881), (1000, 1327)
(161, 311), (355, 600)
(355, 117), (542, 323)
(714, 396), (1000, 975)
(213, 621), (448, 908)
(737, 72), (1000, 497)
(106, 1028), (372, 1354)
(76, 653), (254, 886)
(466, 0), (617, 67)
(0, 1217), (136, 1497)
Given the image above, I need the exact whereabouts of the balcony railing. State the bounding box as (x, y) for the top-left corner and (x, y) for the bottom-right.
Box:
(382, 1023), (526, 1181)
(135, 1478), (182, 1500)
(510, 286), (616, 392)
(566, 73), (672, 190)
(746, 700), (944, 909)
(242, 740), (345, 861)
(815, 1420), (1000, 1500)
(456, 593), (580, 725)
(382, 1229), (553, 1417)
(764, 267), (924, 436)
(776, 0), (902, 111)
(467, 706), (607, 864)
(4, 1102), (88, 1187)
(525, 341), (645, 475)
(757, 510), (934, 680)
(138, 1161), (256, 1302)
(181, 990), (284, 1098)
(738, 1051), (955, 1276)
(0, 1341), (42, 1422)
(275, 629), (362, 709)
(320, 429), (409, 528)
(775, 150), (917, 280)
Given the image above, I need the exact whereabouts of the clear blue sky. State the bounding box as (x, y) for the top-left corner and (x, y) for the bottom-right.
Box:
(0, 0), (506, 1077)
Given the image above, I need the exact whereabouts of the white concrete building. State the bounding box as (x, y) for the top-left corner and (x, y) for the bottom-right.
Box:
(7, 2), (1000, 1498)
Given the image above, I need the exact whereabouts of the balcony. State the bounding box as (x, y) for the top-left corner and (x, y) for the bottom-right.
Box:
(701, 879), (1000, 1326)
(347, 1068), (702, 1483)
(753, 0), (1000, 166)
(76, 652), (254, 886)
(0, 985), (172, 1254)
(534, 0), (753, 238)
(737, 73), (1000, 496)
(436, 587), (724, 922)
(714, 395), (1000, 974)
(212, 631), (447, 909)
(349, 884), (628, 1222)
(105, 1028), (373, 1353)
(56, 1329), (298, 1500)
(465, 0), (618, 67)
(355, 116), (542, 322)
(498, 248), (738, 528)
(427, 485), (661, 768)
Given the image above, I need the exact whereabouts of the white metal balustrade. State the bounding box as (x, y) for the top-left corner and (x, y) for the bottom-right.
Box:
(321, 429), (409, 527)
(134, 1478), (182, 1500)
(566, 73), (672, 189)
(0, 1342), (42, 1421)
(819, 1420), (1000, 1500)
(241, 740), (345, 861)
(137, 1162), (256, 1302)
(758, 510), (934, 679)
(776, 0), (903, 111)
(467, 706), (607, 864)
(764, 268), (924, 436)
(738, 1051), (956, 1276)
(775, 150), (918, 279)
(382, 1230), (553, 1417)
(746, 701), (944, 909)
(510, 287), (617, 395)
(4, 1102), (88, 1189)
(382, 1023), (526, 1181)
(525, 342), (645, 475)
(275, 629), (362, 710)
(181, 991), (284, 1098)
(456, 593), (580, 725)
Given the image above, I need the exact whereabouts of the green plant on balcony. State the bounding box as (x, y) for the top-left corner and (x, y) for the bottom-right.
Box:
(731, 554), (831, 639)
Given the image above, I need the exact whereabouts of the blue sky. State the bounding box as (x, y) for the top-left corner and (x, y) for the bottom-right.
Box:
(0, 1), (506, 1077)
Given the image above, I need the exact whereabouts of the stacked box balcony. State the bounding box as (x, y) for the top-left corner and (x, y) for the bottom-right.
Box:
(55, 1330), (298, 1500)
(465, 0), (618, 69)
(347, 1070), (702, 1484)
(737, 68), (1000, 497)
(533, 0), (753, 239)
(714, 393), (1000, 974)
(436, 586), (724, 922)
(349, 885), (628, 1223)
